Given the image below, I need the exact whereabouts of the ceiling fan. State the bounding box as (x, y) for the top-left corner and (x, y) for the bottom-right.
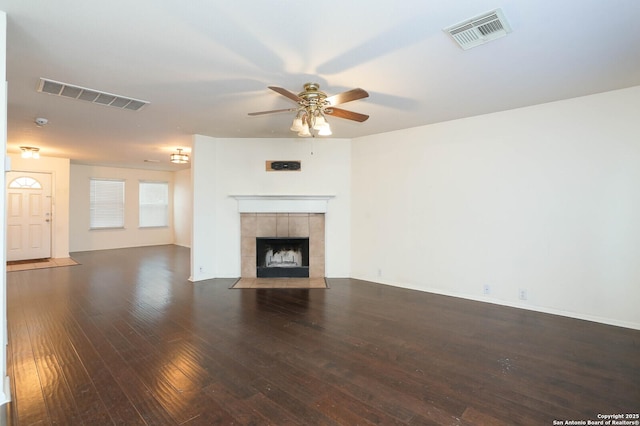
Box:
(248, 83), (369, 136)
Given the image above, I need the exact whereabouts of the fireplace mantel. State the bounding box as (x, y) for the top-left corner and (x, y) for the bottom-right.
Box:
(230, 195), (335, 213)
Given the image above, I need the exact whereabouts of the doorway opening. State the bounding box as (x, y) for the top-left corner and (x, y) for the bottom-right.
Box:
(6, 171), (52, 261)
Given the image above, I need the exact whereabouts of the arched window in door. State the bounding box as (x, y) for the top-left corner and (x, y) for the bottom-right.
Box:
(9, 176), (42, 189)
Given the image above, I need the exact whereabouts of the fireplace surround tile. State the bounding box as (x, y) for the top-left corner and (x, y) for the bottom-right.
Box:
(310, 256), (325, 277)
(288, 215), (310, 237)
(241, 237), (256, 258)
(241, 256), (256, 278)
(309, 214), (324, 237)
(256, 215), (277, 237)
(309, 237), (325, 259)
(276, 215), (289, 237)
(240, 213), (257, 238)
(240, 212), (325, 279)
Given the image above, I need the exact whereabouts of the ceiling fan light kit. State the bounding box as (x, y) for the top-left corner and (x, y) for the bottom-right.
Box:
(317, 124), (332, 136)
(297, 120), (312, 137)
(313, 115), (326, 130)
(249, 82), (368, 137)
(290, 117), (304, 132)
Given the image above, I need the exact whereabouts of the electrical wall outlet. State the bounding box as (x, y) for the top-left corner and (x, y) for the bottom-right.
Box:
(483, 284), (491, 295)
(519, 288), (528, 300)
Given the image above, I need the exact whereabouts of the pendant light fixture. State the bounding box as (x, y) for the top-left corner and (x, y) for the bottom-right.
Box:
(20, 146), (40, 159)
(170, 148), (189, 164)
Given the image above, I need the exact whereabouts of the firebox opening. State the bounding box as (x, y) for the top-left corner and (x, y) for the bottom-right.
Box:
(256, 237), (309, 278)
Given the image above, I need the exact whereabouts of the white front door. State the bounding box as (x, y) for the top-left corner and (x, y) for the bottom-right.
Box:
(6, 172), (52, 261)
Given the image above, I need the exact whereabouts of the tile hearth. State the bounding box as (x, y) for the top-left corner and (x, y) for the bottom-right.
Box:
(232, 277), (327, 289)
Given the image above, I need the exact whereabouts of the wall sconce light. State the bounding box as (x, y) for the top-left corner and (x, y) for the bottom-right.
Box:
(170, 148), (189, 164)
(20, 146), (40, 159)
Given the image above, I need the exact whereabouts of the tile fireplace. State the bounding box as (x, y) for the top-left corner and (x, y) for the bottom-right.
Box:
(240, 213), (325, 278)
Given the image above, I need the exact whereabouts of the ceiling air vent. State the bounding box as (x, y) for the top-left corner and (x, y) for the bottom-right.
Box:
(444, 9), (512, 50)
(36, 78), (149, 111)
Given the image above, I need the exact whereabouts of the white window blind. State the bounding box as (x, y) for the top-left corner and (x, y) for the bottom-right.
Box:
(139, 181), (169, 227)
(90, 179), (125, 229)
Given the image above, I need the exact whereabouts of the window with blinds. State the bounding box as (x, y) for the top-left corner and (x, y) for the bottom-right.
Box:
(139, 181), (169, 228)
(90, 179), (125, 229)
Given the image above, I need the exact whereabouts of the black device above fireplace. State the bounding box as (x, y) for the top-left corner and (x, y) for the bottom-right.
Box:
(256, 237), (309, 278)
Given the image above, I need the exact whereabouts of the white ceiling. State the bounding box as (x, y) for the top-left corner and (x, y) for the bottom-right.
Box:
(1, 0), (639, 171)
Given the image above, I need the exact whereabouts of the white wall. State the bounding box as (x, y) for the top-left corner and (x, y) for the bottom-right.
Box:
(0, 9), (9, 408)
(173, 168), (191, 248)
(190, 135), (351, 280)
(351, 86), (640, 330)
(8, 154), (70, 258)
(190, 137), (216, 281)
(69, 164), (175, 252)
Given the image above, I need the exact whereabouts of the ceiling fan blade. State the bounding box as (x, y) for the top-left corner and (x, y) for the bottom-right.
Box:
(268, 86), (302, 102)
(324, 88), (369, 106)
(324, 107), (369, 122)
(248, 108), (297, 116)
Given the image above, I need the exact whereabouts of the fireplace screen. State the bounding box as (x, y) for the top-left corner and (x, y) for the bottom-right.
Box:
(256, 237), (309, 278)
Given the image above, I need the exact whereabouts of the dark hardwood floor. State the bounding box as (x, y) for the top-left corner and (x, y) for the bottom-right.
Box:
(5, 245), (639, 425)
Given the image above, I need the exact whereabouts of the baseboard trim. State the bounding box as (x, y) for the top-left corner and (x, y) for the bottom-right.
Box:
(0, 376), (10, 406)
(360, 278), (640, 331)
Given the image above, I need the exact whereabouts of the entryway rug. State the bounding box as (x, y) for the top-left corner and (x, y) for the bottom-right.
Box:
(7, 257), (79, 272)
(231, 277), (328, 289)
